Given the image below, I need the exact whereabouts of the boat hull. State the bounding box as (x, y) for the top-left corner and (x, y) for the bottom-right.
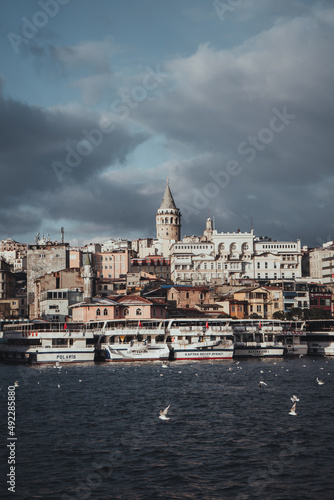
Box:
(104, 344), (170, 361)
(169, 346), (234, 361)
(307, 343), (334, 356)
(234, 344), (284, 357)
(0, 346), (95, 364)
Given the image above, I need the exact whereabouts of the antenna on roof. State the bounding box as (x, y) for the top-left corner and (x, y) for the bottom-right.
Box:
(251, 217), (253, 231)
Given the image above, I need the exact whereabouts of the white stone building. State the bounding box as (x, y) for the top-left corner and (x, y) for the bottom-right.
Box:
(171, 218), (302, 285)
(309, 242), (334, 284)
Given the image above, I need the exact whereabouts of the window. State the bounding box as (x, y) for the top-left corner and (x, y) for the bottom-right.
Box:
(257, 305), (261, 312)
(124, 308), (129, 316)
(103, 308), (108, 316)
(136, 308), (142, 316)
(96, 308), (101, 316)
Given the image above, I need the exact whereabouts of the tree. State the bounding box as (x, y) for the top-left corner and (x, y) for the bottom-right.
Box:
(286, 308), (304, 320)
(273, 310), (285, 320)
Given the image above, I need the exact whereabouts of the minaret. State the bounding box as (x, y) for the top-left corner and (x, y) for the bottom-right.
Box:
(156, 178), (181, 241)
(82, 252), (94, 302)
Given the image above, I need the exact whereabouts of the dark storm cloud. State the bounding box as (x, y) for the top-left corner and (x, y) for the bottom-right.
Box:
(0, 88), (149, 238)
(131, 9), (334, 246)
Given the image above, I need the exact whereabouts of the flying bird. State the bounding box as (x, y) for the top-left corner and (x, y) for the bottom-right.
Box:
(289, 402), (297, 416)
(159, 405), (170, 420)
(14, 381), (19, 387)
(259, 381), (267, 388)
(291, 395), (299, 402)
(316, 378), (324, 385)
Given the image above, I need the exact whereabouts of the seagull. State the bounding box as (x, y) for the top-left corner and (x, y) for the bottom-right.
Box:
(259, 381), (267, 388)
(14, 381), (19, 387)
(159, 405), (170, 420)
(161, 363), (168, 368)
(291, 395), (299, 402)
(316, 377), (325, 385)
(57, 384), (60, 389)
(289, 402), (297, 416)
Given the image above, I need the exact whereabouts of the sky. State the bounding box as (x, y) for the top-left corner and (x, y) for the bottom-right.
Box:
(1, 0), (334, 248)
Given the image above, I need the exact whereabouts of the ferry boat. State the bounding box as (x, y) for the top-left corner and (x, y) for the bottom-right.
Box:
(276, 321), (308, 356)
(166, 318), (234, 360)
(93, 318), (234, 361)
(94, 320), (170, 362)
(305, 320), (334, 356)
(0, 321), (96, 364)
(232, 320), (284, 357)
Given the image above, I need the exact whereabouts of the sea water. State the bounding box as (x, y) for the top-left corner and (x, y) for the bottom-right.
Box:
(0, 357), (333, 499)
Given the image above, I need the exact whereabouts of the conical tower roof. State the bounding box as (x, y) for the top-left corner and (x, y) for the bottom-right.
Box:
(159, 178), (177, 210)
(84, 252), (91, 266)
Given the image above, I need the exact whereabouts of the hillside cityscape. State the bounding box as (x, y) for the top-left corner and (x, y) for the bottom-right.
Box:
(0, 180), (333, 324)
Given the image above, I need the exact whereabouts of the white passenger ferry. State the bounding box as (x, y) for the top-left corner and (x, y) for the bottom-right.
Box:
(166, 318), (234, 360)
(277, 321), (308, 356)
(0, 321), (96, 364)
(92, 318), (234, 361)
(232, 320), (284, 357)
(93, 320), (170, 362)
(305, 320), (334, 356)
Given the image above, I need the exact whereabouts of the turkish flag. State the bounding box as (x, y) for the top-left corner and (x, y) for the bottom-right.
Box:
(206, 321), (209, 329)
(139, 321), (142, 327)
(64, 323), (67, 329)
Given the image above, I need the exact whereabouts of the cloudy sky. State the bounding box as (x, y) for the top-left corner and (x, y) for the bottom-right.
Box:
(1, 0), (333, 247)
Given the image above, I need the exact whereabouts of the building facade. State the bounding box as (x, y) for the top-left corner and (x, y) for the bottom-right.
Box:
(27, 239), (70, 312)
(171, 218), (302, 285)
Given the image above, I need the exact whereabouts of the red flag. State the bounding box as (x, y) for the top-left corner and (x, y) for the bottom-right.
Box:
(206, 321), (209, 329)
(139, 321), (142, 327)
(64, 323), (67, 330)
(259, 321), (261, 328)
